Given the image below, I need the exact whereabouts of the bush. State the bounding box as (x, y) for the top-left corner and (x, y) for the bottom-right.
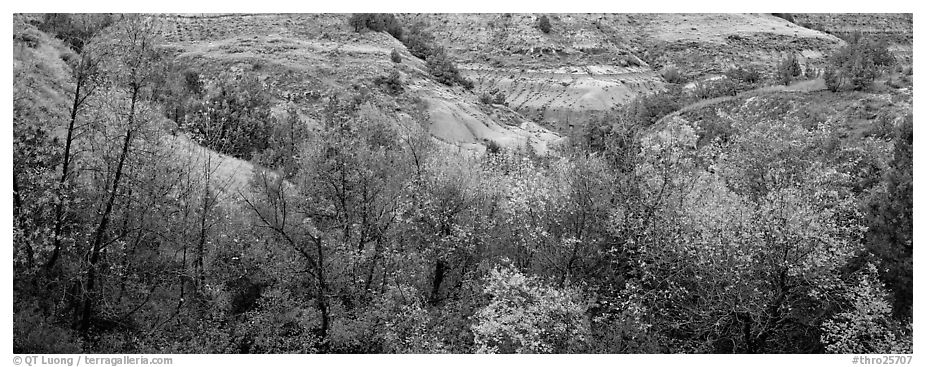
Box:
(426, 49), (473, 89)
(485, 140), (502, 155)
(777, 53), (801, 85)
(661, 65), (684, 84)
(348, 13), (403, 39)
(472, 264), (589, 353)
(36, 13), (115, 52)
(374, 69), (404, 96)
(180, 72), (274, 159)
(725, 65), (762, 85)
(825, 34), (893, 92)
(692, 78), (738, 100)
(538, 15), (551, 34)
(628, 86), (684, 125)
(479, 89), (507, 106)
(824, 67), (843, 92)
(401, 21), (436, 61)
(390, 48), (402, 63)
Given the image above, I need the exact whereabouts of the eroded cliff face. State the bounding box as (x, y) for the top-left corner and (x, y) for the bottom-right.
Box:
(400, 13), (843, 131)
(158, 14), (564, 154)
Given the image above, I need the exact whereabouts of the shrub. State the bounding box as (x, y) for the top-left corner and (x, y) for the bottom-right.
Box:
(824, 67), (843, 92)
(390, 48), (402, 63)
(348, 13), (403, 39)
(374, 69), (404, 96)
(479, 89), (507, 106)
(661, 65), (684, 84)
(478, 92), (493, 105)
(627, 86), (684, 125)
(426, 49), (473, 89)
(401, 21), (436, 60)
(485, 140), (502, 155)
(180, 72), (274, 159)
(472, 264), (589, 353)
(725, 65), (762, 84)
(692, 78), (738, 100)
(538, 15), (551, 34)
(14, 305), (84, 353)
(825, 34), (893, 91)
(36, 13), (115, 52)
(777, 53), (801, 85)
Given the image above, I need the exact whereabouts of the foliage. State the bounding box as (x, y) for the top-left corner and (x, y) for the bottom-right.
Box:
(36, 13), (115, 52)
(401, 21), (436, 61)
(426, 49), (474, 89)
(861, 115), (912, 319)
(824, 33), (893, 91)
(660, 65), (684, 84)
(13, 14), (913, 355)
(537, 15), (551, 34)
(724, 65), (762, 85)
(374, 69), (405, 96)
(777, 53), (801, 85)
(347, 13), (403, 40)
(479, 89), (507, 106)
(178, 71), (274, 159)
(472, 264), (589, 353)
(692, 78), (738, 100)
(397, 22), (473, 89)
(626, 86), (684, 125)
(821, 264), (912, 354)
(390, 48), (402, 63)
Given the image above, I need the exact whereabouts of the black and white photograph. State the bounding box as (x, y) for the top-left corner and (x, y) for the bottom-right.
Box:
(8, 4), (916, 361)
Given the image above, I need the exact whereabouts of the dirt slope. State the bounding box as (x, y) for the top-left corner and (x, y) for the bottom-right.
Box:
(404, 13), (843, 131)
(160, 13), (564, 154)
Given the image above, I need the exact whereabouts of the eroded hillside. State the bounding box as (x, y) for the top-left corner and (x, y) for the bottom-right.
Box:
(404, 13), (843, 131)
(159, 14), (562, 154)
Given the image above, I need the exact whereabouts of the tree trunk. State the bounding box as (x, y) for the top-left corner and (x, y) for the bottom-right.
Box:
(47, 77), (84, 270)
(80, 88), (138, 335)
(430, 260), (446, 305)
(312, 236), (330, 350)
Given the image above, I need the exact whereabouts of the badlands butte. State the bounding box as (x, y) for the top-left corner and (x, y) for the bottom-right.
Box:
(155, 13), (911, 155)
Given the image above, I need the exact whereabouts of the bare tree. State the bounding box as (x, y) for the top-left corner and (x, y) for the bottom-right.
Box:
(80, 14), (165, 335)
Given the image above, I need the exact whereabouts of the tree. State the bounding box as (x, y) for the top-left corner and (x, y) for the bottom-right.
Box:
(47, 15), (114, 271)
(862, 115), (912, 319)
(824, 33), (893, 91)
(79, 14), (166, 335)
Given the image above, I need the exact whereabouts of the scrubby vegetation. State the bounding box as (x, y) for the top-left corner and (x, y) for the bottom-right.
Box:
(537, 15), (551, 34)
(660, 65), (684, 84)
(479, 88), (507, 106)
(348, 16), (473, 89)
(348, 13), (403, 40)
(374, 69), (405, 96)
(776, 53), (802, 85)
(824, 33), (895, 92)
(14, 13), (913, 355)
